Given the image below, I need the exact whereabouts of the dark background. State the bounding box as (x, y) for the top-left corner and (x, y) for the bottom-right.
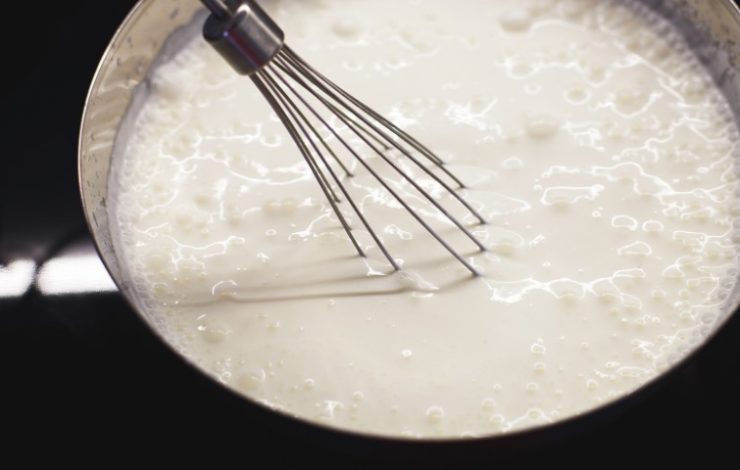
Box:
(1, 0), (738, 465)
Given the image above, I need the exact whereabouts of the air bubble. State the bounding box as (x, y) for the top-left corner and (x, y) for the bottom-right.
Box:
(426, 406), (445, 423)
(524, 113), (561, 140)
(500, 9), (532, 32)
(332, 19), (361, 40)
(481, 398), (496, 411)
(614, 87), (649, 112)
(549, 279), (585, 301)
(503, 157), (524, 170)
(565, 87), (589, 103)
(642, 220), (664, 234)
(651, 289), (666, 300)
(263, 198), (298, 216)
(618, 241), (652, 257)
(198, 321), (232, 344)
(593, 280), (620, 303)
(237, 371), (265, 391)
(489, 414), (506, 427)
(662, 266), (684, 279)
(531, 343), (546, 355)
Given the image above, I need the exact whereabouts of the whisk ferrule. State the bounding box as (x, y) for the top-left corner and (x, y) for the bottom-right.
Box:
(202, 0), (284, 75)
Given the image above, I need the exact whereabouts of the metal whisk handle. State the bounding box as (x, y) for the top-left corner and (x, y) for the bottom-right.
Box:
(201, 0), (285, 75)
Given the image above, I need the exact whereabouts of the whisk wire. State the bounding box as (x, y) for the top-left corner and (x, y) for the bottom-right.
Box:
(272, 50), (487, 251)
(250, 74), (366, 258)
(260, 68), (402, 270)
(283, 47), (447, 168)
(257, 51), (483, 275)
(200, 0), (484, 275)
(275, 49), (487, 226)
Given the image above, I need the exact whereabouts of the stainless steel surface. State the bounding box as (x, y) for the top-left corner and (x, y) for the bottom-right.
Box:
(202, 0), (285, 75)
(78, 0), (740, 441)
(201, 0), (231, 18)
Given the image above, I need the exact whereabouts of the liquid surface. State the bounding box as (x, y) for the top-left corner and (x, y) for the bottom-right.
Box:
(113, 0), (740, 438)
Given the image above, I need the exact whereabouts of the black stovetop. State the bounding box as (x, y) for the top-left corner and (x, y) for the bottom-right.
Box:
(2, 0), (739, 464)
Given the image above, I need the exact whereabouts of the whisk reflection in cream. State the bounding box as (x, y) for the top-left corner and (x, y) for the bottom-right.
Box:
(199, 0), (486, 274)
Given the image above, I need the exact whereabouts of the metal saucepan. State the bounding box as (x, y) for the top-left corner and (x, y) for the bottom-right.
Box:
(78, 0), (740, 458)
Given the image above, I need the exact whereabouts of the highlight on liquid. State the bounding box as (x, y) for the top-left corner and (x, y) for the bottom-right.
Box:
(111, 0), (740, 438)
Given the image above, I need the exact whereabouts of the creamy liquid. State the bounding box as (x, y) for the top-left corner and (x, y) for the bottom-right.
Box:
(113, 0), (740, 438)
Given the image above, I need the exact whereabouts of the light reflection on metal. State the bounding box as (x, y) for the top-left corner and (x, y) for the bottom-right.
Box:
(0, 260), (36, 299)
(36, 245), (117, 296)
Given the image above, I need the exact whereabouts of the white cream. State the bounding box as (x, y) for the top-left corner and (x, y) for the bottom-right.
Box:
(113, 0), (740, 438)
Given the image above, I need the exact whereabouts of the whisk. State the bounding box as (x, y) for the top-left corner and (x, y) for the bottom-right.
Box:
(200, 0), (487, 275)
